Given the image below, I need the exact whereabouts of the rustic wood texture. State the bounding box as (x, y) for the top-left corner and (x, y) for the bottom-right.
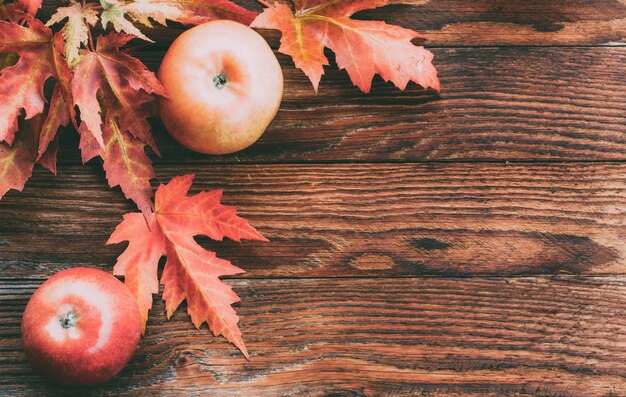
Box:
(2, 163), (626, 278)
(2, 277), (626, 396)
(53, 46), (626, 164)
(2, 0), (626, 396)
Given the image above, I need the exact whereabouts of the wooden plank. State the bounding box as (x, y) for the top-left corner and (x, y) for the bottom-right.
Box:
(38, 0), (626, 46)
(1, 277), (624, 395)
(47, 46), (626, 164)
(2, 163), (626, 278)
(405, 0), (626, 47)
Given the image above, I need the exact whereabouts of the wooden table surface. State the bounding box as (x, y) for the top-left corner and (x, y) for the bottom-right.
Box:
(2, 1), (626, 395)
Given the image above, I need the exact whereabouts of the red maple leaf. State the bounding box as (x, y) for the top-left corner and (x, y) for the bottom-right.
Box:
(0, 3), (19, 21)
(17, 0), (41, 16)
(72, 32), (167, 216)
(252, 0), (440, 93)
(0, 15), (58, 144)
(108, 175), (268, 358)
(0, 16), (72, 197)
(0, 0), (42, 19)
(0, 115), (40, 197)
(36, 83), (69, 174)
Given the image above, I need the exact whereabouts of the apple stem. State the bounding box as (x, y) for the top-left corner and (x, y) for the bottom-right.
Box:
(213, 73), (228, 89)
(59, 311), (78, 329)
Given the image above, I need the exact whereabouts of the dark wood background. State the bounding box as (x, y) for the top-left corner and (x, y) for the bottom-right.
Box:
(2, 0), (626, 395)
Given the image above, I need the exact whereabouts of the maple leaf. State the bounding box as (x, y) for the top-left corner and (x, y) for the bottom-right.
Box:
(101, 0), (153, 42)
(37, 32), (76, 176)
(0, 16), (73, 146)
(0, 21), (70, 189)
(100, 117), (156, 215)
(0, 3), (19, 21)
(0, 0), (40, 22)
(17, 0), (40, 16)
(111, 0), (182, 27)
(112, 0), (258, 26)
(108, 212), (164, 333)
(72, 32), (166, 216)
(36, 134), (59, 174)
(46, 1), (99, 65)
(0, 15), (55, 144)
(252, 0), (440, 93)
(36, 83), (70, 174)
(0, 115), (40, 198)
(108, 174), (268, 358)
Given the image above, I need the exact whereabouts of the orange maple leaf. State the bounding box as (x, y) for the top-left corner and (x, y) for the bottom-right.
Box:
(108, 174), (268, 358)
(252, 0), (440, 93)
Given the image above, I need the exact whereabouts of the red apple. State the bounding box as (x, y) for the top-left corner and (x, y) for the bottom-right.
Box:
(21, 267), (141, 386)
(158, 20), (283, 155)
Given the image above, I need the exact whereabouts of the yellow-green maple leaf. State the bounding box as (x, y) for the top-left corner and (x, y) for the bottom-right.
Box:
(117, 0), (182, 27)
(100, 1), (152, 42)
(46, 1), (99, 65)
(103, 0), (257, 31)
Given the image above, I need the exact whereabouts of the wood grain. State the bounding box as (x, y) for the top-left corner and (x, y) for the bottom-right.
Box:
(5, 2), (625, 395)
(45, 46), (626, 164)
(38, 0), (626, 47)
(404, 0), (626, 47)
(1, 277), (625, 396)
(2, 163), (626, 278)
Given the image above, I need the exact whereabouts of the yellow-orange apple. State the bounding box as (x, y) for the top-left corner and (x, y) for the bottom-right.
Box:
(21, 267), (141, 386)
(158, 20), (283, 155)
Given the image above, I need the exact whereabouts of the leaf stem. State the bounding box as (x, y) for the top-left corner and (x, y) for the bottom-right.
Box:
(81, 0), (96, 51)
(87, 25), (96, 52)
(87, 27), (95, 51)
(257, 0), (271, 8)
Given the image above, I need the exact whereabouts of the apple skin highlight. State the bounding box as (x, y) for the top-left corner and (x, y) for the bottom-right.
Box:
(158, 20), (284, 155)
(21, 267), (141, 386)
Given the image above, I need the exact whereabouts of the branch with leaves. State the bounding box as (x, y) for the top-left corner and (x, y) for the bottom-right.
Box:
(0, 0), (439, 357)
